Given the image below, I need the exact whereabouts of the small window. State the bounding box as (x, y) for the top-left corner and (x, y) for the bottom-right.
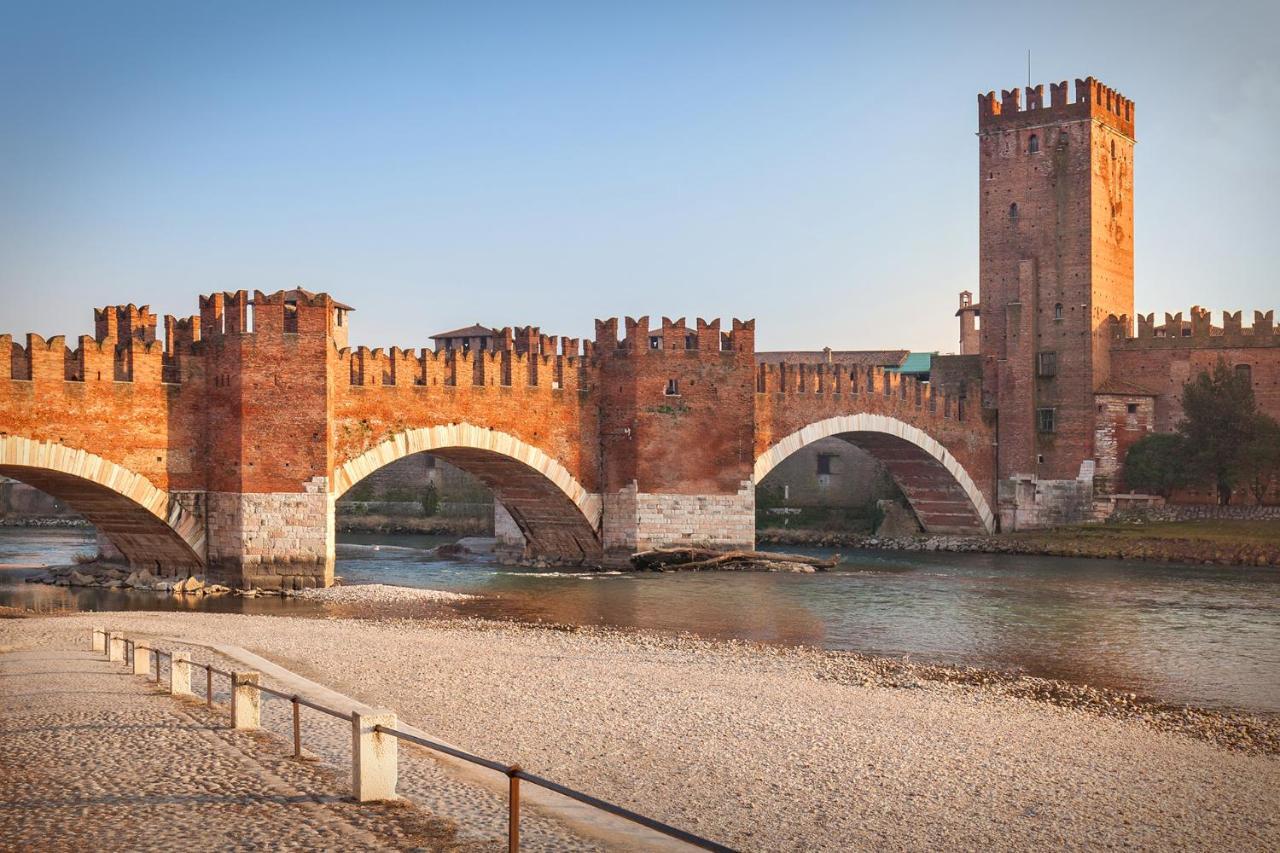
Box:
(1009, 202), (1019, 219)
(816, 454), (834, 476)
(649, 336), (661, 350)
(1235, 364), (1252, 386)
(1029, 134), (1039, 153)
(1037, 351), (1057, 378)
(1037, 407), (1056, 433)
(284, 301), (298, 333)
(1110, 139), (1116, 158)
(685, 334), (697, 350)
(1054, 302), (1063, 321)
(1126, 403), (1139, 414)
(664, 378), (679, 396)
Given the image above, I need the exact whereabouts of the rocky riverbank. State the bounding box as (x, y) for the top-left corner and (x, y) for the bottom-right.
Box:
(759, 524), (1280, 566)
(2, 611), (1276, 851)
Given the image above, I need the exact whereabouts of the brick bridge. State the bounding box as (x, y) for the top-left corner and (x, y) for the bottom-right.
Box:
(0, 290), (994, 588)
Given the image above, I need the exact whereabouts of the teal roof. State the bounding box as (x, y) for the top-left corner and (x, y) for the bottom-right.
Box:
(889, 352), (933, 375)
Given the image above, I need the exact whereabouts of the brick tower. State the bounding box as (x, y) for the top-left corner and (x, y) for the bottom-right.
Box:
(977, 77), (1134, 483)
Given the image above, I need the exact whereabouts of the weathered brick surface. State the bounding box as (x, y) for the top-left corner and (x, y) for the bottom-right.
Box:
(978, 77), (1134, 481)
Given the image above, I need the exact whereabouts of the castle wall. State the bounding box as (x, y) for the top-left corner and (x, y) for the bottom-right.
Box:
(1093, 394), (1156, 491)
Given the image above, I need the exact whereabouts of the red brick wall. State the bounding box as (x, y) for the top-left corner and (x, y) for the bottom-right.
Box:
(978, 77), (1135, 480)
(595, 317), (756, 496)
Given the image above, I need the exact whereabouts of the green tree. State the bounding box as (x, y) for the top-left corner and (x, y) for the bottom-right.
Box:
(1123, 432), (1191, 498)
(1239, 415), (1280, 505)
(1178, 360), (1260, 505)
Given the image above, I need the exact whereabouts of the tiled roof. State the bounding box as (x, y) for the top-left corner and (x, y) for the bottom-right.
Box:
(889, 352), (934, 374)
(430, 324), (499, 339)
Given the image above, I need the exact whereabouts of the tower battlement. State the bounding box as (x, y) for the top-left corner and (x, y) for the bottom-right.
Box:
(978, 77), (1134, 138)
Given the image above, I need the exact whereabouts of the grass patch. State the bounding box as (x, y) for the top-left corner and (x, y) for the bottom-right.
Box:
(1012, 519), (1280, 546)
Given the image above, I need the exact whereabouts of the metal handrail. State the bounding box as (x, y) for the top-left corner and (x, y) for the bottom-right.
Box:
(374, 724), (734, 853)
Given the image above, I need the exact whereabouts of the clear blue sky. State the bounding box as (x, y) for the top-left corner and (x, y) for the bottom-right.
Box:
(2, 1), (1276, 352)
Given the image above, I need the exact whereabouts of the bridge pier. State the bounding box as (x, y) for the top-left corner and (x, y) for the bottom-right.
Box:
(600, 482), (756, 566)
(204, 482), (334, 590)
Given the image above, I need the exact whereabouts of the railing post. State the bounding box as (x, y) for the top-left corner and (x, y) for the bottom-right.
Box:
(132, 642), (151, 676)
(107, 632), (125, 662)
(91, 627), (106, 653)
(153, 648), (162, 682)
(231, 671), (261, 730)
(170, 651), (192, 696)
(508, 765), (521, 853)
(351, 710), (398, 802)
(292, 697), (302, 759)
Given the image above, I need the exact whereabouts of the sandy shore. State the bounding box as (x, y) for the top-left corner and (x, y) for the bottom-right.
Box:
(3, 612), (1277, 851)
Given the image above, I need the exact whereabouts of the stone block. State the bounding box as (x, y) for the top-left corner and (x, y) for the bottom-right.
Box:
(351, 708), (399, 802)
(232, 670), (261, 730)
(170, 651), (192, 696)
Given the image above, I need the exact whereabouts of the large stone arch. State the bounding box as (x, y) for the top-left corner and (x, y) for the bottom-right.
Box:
(754, 414), (995, 534)
(0, 435), (205, 569)
(332, 424), (602, 563)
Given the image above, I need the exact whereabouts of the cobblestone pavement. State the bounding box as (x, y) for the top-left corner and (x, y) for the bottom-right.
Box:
(0, 648), (477, 852)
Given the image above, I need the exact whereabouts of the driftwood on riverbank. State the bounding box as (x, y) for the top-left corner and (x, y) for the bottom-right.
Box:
(630, 547), (839, 573)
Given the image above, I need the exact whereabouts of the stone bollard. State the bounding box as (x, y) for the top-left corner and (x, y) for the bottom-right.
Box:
(91, 627), (106, 653)
(107, 632), (125, 663)
(351, 709), (399, 802)
(170, 651), (192, 696)
(231, 671), (261, 730)
(132, 643), (152, 676)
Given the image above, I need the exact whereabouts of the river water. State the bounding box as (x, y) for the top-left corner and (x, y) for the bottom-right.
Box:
(3, 528), (1278, 713)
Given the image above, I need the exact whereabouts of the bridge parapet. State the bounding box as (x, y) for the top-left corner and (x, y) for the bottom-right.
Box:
(338, 345), (588, 392)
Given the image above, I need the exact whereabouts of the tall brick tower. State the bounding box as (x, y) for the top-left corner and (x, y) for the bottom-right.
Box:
(977, 77), (1134, 483)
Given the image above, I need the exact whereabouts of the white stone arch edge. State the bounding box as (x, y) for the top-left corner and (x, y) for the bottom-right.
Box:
(331, 423), (602, 528)
(753, 413), (995, 533)
(0, 434), (207, 559)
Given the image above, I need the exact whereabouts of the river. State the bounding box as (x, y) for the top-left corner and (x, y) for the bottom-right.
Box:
(2, 527), (1277, 713)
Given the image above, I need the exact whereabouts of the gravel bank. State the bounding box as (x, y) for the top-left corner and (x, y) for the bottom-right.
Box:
(3, 612), (1277, 852)
(293, 584), (475, 604)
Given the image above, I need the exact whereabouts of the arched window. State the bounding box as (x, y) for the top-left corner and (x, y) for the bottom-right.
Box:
(1028, 134), (1039, 153)
(1009, 202), (1018, 219)
(1054, 303), (1063, 321)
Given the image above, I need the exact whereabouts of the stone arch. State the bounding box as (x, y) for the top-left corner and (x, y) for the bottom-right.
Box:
(754, 414), (995, 534)
(0, 435), (205, 568)
(332, 424), (602, 563)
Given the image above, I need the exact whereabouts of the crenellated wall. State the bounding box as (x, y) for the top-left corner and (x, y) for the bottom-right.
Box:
(1106, 308), (1280, 432)
(0, 290), (1003, 578)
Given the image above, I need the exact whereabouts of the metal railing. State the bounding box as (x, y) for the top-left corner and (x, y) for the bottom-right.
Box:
(373, 724), (733, 852)
(97, 628), (734, 852)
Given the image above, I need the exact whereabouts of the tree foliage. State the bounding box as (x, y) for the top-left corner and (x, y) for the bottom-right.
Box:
(1123, 432), (1191, 498)
(1239, 416), (1280, 506)
(1178, 361), (1262, 504)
